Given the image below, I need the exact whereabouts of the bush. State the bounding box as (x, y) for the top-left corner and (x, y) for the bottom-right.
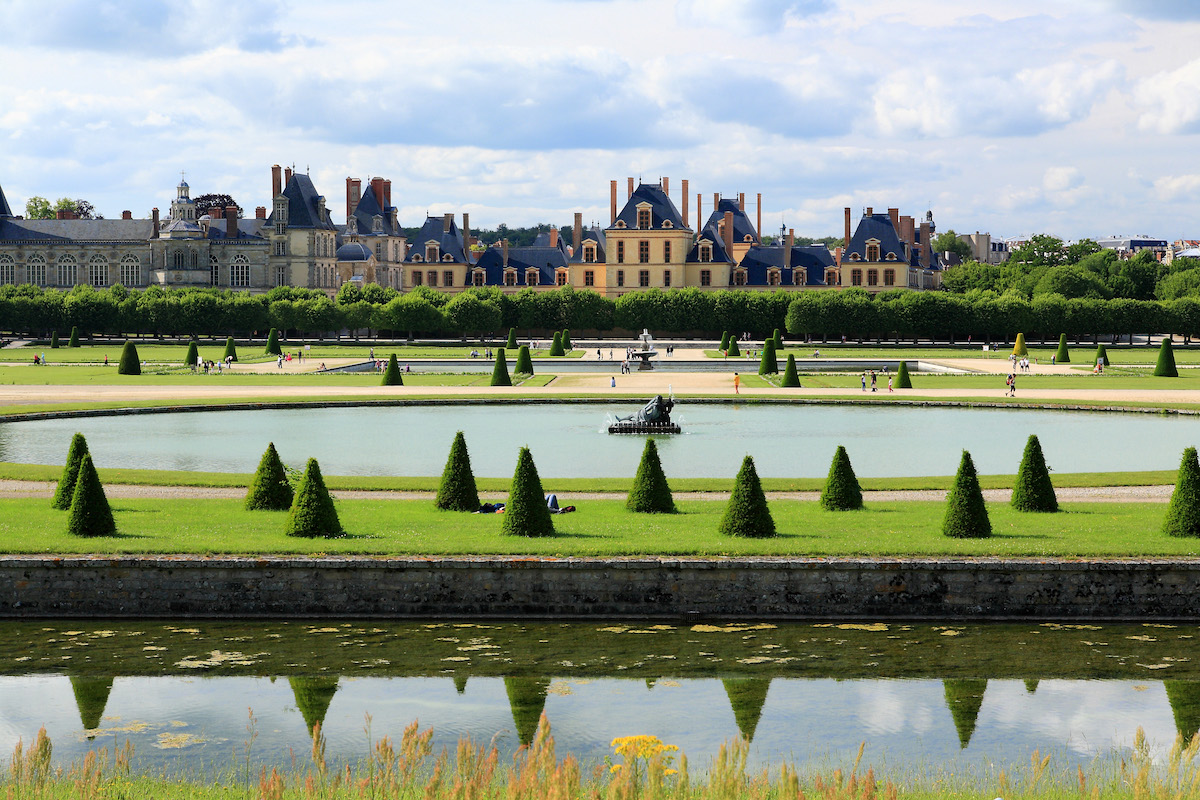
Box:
(720, 331), (730, 352)
(895, 360), (913, 389)
(382, 353), (403, 386)
(245, 442), (293, 511)
(67, 454), (116, 537)
(50, 330), (59, 349)
(436, 431), (480, 512)
(757, 339), (778, 375)
(727, 337), (741, 357)
(561, 329), (572, 351)
(491, 348), (512, 386)
(285, 458), (342, 538)
(773, 329), (783, 352)
(1095, 344), (1109, 367)
(820, 445), (863, 511)
(506, 328), (518, 350)
(943, 450), (991, 538)
(1055, 334), (1070, 364)
(514, 345), (534, 375)
(68, 326), (80, 347)
(1011, 434), (1057, 512)
(719, 455), (775, 538)
(265, 327), (282, 356)
(626, 439), (676, 513)
(780, 354), (800, 387)
(52, 433), (90, 510)
(1164, 447), (1200, 537)
(223, 337), (238, 363)
(1012, 333), (1027, 357)
(548, 332), (564, 357)
(116, 340), (140, 375)
(502, 447), (554, 537)
(1156, 338), (1179, 377)
(184, 340), (199, 368)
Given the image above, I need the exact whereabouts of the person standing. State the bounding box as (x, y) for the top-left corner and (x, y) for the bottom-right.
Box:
(861, 372), (866, 391)
(870, 371), (877, 392)
(733, 372), (740, 394)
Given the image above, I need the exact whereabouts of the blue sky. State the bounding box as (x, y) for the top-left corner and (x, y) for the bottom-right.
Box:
(1, 0), (1199, 241)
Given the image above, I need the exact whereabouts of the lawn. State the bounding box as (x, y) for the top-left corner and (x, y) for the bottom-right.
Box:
(710, 343), (1200, 364)
(0, 342), (584, 363)
(0, 365), (554, 387)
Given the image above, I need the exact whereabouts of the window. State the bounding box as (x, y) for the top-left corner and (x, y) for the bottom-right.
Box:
(663, 270), (671, 287)
(276, 266), (288, 287)
(172, 250), (186, 268)
(884, 269), (895, 286)
(699, 243), (712, 263)
(795, 270), (806, 287)
(526, 268), (539, 286)
(376, 242), (382, 260)
(210, 255), (220, 286)
(638, 241), (650, 263)
(663, 240), (671, 263)
(188, 250), (198, 268)
(504, 269), (516, 286)
(826, 268), (839, 286)
(584, 270), (594, 286)
(851, 269), (863, 286)
(768, 270), (781, 286)
(616, 241), (625, 264)
(0, 255), (13, 284)
(443, 270), (454, 287)
(700, 269), (711, 287)
(230, 255), (250, 288)
(426, 244), (439, 262)
(427, 270), (437, 287)
(412, 271), (423, 286)
(556, 270), (567, 286)
(120, 255), (140, 287)
(473, 270), (484, 287)
(734, 269), (746, 286)
(583, 244), (596, 263)
(867, 269), (878, 287)
(616, 270), (625, 287)
(639, 270), (649, 287)
(27, 254), (46, 287)
(57, 255), (77, 286)
(273, 240), (286, 256)
(866, 243), (880, 261)
(637, 207), (651, 229)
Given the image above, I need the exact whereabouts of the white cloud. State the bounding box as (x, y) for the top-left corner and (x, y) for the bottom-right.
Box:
(1153, 174), (1200, 200)
(675, 0), (832, 34)
(1043, 167), (1081, 193)
(1135, 59), (1200, 134)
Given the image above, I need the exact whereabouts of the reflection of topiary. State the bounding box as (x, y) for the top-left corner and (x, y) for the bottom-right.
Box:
(820, 445), (863, 511)
(895, 361), (912, 389)
(436, 431), (480, 512)
(117, 340), (140, 375)
(627, 439), (676, 513)
(758, 339), (778, 375)
(561, 329), (572, 351)
(727, 338), (741, 357)
(943, 679), (987, 749)
(68, 326), (80, 348)
(1024, 679), (1039, 694)
(289, 676), (340, 736)
(382, 353), (403, 386)
(1095, 344), (1108, 367)
(223, 337), (238, 363)
(780, 354), (800, 388)
(1156, 338), (1179, 378)
(70, 676), (114, 734)
(490, 348), (512, 386)
(265, 327), (282, 356)
(719, 456), (775, 538)
(506, 328), (518, 350)
(514, 345), (534, 375)
(1012, 333), (1027, 357)
(722, 678), (771, 742)
(453, 674), (469, 694)
(1164, 447), (1200, 537)
(1055, 334), (1070, 364)
(502, 447), (554, 537)
(285, 458), (342, 538)
(943, 450), (991, 538)
(1011, 434), (1057, 512)
(245, 442), (294, 511)
(53, 432), (90, 510)
(184, 340), (198, 368)
(68, 454), (116, 537)
(504, 677), (549, 746)
(549, 331), (564, 357)
(1165, 681), (1200, 743)
(720, 331), (730, 352)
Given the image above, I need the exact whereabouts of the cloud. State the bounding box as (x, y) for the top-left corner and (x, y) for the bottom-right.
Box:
(675, 0), (832, 34)
(1135, 59), (1200, 134)
(1153, 174), (1200, 200)
(1043, 167), (1081, 193)
(1099, 0), (1200, 20)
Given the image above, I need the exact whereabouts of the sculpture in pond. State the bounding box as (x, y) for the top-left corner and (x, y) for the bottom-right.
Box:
(609, 394), (680, 434)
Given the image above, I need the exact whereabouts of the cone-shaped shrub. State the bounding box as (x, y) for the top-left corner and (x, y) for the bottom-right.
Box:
(720, 331), (730, 352)
(773, 330), (784, 353)
(723, 678), (771, 742)
(1164, 447), (1200, 537)
(1055, 334), (1070, 364)
(504, 677), (549, 747)
(52, 433), (90, 510)
(68, 327), (80, 347)
(223, 337), (238, 363)
(514, 344), (534, 375)
(820, 445), (863, 511)
(382, 353), (403, 385)
(1012, 333), (1027, 357)
(1011, 434), (1057, 512)
(506, 328), (518, 350)
(561, 329), (572, 351)
(436, 431), (480, 512)
(71, 676), (113, 733)
(943, 450), (991, 538)
(727, 338), (741, 357)
(289, 676), (339, 736)
(50, 330), (60, 348)
(758, 339), (778, 375)
(116, 340), (140, 375)
(285, 458), (342, 538)
(67, 454), (115, 537)
(1095, 343), (1109, 367)
(895, 360), (913, 389)
(490, 348), (512, 386)
(944, 679), (987, 749)
(1156, 338), (1179, 377)
(1166, 681), (1200, 743)
(265, 327), (282, 356)
(502, 447), (554, 537)
(719, 455), (775, 538)
(780, 354), (800, 387)
(626, 439), (676, 513)
(245, 442), (293, 511)
(184, 340), (198, 368)
(548, 331), (564, 357)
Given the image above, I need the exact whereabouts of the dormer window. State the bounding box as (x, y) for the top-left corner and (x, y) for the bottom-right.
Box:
(615, 220), (627, 228)
(583, 244), (596, 263)
(767, 269), (781, 286)
(637, 206), (651, 230)
(734, 269), (747, 286)
(662, 220), (673, 229)
(442, 253), (454, 262)
(885, 252), (898, 261)
(555, 268), (568, 286)
(866, 241), (881, 262)
(526, 268), (539, 286)
(699, 243), (712, 263)
(373, 215), (383, 233)
(504, 268), (517, 286)
(744, 234), (754, 242)
(473, 269), (485, 287)
(412, 254), (423, 263)
(849, 253), (861, 261)
(426, 243), (439, 262)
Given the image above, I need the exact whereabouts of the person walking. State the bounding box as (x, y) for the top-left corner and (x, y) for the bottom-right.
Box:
(733, 372), (740, 394)
(861, 372), (866, 391)
(887, 376), (893, 392)
(870, 371), (877, 392)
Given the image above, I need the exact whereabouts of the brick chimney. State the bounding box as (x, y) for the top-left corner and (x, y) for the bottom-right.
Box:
(713, 192), (720, 210)
(573, 212), (582, 253)
(256, 206), (267, 219)
(152, 207), (159, 238)
(696, 194), (702, 233)
(888, 207), (899, 233)
(723, 210), (734, 257)
(627, 177), (634, 199)
(371, 177), (385, 209)
(786, 228), (794, 251)
(272, 164), (282, 198)
(502, 238), (509, 268)
(663, 176), (669, 196)
(681, 179), (689, 227)
(225, 205), (238, 239)
(549, 227), (558, 248)
(866, 206), (873, 216)
(738, 192), (745, 212)
(443, 212), (453, 234)
(346, 178), (361, 218)
(756, 193), (762, 241)
(462, 213), (471, 264)
(844, 207), (851, 249)
(383, 180), (391, 208)
(284, 167), (293, 186)
(121, 210), (132, 220)
(919, 220), (931, 268)
(610, 180), (618, 224)
(55, 209), (74, 220)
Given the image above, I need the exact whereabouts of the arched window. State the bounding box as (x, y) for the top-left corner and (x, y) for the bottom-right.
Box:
(27, 254), (46, 286)
(120, 254), (141, 287)
(172, 250), (186, 268)
(57, 254), (77, 286)
(188, 249), (198, 268)
(88, 254), (109, 287)
(210, 254), (220, 286)
(0, 255), (14, 285)
(230, 254), (250, 288)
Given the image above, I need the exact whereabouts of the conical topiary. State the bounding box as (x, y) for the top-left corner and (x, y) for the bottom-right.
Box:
(727, 337), (741, 357)
(506, 328), (518, 350)
(722, 678), (771, 742)
(1156, 338), (1179, 378)
(53, 433), (90, 510)
(1164, 447), (1200, 537)
(1011, 434), (1057, 512)
(626, 439), (676, 513)
(265, 327), (282, 356)
(285, 458), (342, 538)
(67, 453), (116, 537)
(68, 326), (80, 348)
(223, 337), (238, 363)
(780, 354), (800, 388)
(117, 340), (140, 375)
(289, 676), (339, 736)
(943, 679), (987, 749)
(561, 329), (572, 351)
(502, 447), (554, 537)
(436, 431), (480, 512)
(895, 360), (913, 389)
(1095, 344), (1109, 367)
(50, 330), (60, 349)
(1012, 333), (1027, 357)
(382, 353), (403, 385)
(184, 340), (199, 368)
(490, 347), (512, 386)
(1055, 333), (1070, 364)
(514, 345), (534, 375)
(504, 677), (550, 747)
(820, 445), (863, 511)
(758, 339), (778, 375)
(943, 450), (991, 538)
(245, 442), (293, 511)
(720, 331), (730, 352)
(719, 455), (775, 538)
(548, 331), (564, 357)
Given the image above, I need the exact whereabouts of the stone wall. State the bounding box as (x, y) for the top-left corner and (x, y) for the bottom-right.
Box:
(4, 556), (1200, 619)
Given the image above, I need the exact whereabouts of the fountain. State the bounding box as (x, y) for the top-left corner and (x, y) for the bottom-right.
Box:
(630, 329), (658, 370)
(608, 393), (680, 434)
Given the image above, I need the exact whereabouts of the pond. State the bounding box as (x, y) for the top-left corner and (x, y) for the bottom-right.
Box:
(0, 403), (1196, 478)
(0, 620), (1196, 780)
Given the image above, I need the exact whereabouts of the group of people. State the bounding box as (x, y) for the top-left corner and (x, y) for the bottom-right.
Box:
(860, 369), (893, 393)
(275, 351), (304, 369)
(469, 348), (494, 359)
(31, 352), (47, 365)
(1005, 372), (1017, 396)
(1009, 353), (1033, 373)
(375, 360), (412, 373)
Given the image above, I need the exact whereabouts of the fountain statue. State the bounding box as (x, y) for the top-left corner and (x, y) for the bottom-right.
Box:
(608, 393), (680, 434)
(629, 329), (658, 370)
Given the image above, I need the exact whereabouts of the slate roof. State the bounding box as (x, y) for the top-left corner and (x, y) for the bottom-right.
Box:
(845, 213), (909, 264)
(268, 173), (336, 231)
(568, 227), (607, 264)
(205, 219), (268, 240)
(685, 222), (735, 264)
(0, 185), (12, 218)
(703, 199), (759, 245)
(162, 218), (204, 235)
(474, 244), (569, 286)
(404, 216), (470, 264)
(347, 184), (399, 236)
(336, 242), (373, 262)
(738, 244), (834, 286)
(0, 218), (155, 242)
(609, 183), (687, 231)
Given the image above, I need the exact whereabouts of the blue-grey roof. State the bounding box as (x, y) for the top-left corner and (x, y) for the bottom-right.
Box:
(268, 173), (335, 230)
(336, 241), (373, 262)
(404, 216), (470, 264)
(609, 183), (686, 231)
(845, 213), (909, 264)
(205, 218), (267, 240)
(0, 218), (155, 242)
(685, 222), (734, 264)
(704, 199), (758, 245)
(348, 184), (399, 236)
(474, 245), (569, 286)
(568, 227), (607, 263)
(0, 185), (12, 218)
(738, 244), (834, 286)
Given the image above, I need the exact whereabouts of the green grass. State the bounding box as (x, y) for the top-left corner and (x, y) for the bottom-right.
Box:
(0, 343), (585, 363)
(0, 497), (1189, 556)
(710, 342), (1200, 364)
(0, 365), (552, 387)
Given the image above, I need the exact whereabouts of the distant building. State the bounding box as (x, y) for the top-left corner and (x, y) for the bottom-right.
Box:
(838, 207), (942, 291)
(957, 231), (1009, 265)
(1096, 235), (1168, 259)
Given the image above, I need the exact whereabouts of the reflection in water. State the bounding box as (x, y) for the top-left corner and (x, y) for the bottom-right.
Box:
(1166, 682), (1200, 743)
(289, 676), (339, 737)
(69, 675), (114, 735)
(721, 679), (770, 742)
(943, 679), (987, 749)
(504, 677), (549, 746)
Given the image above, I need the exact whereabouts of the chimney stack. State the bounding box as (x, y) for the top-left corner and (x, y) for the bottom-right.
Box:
(549, 227), (558, 248)
(866, 206), (873, 216)
(284, 167), (293, 186)
(844, 208), (851, 249)
(756, 193), (762, 241)
(152, 207), (160, 238)
(663, 176), (669, 196)
(383, 180), (391, 208)
(697, 193), (702, 233)
(443, 213), (453, 234)
(681, 179), (689, 227)
(713, 192), (720, 210)
(225, 205), (238, 239)
(272, 164), (282, 198)
(346, 178), (361, 219)
(256, 206), (267, 219)
(888, 207), (899, 233)
(502, 238), (509, 268)
(462, 213), (471, 263)
(610, 180), (618, 224)
(723, 210), (734, 257)
(371, 178), (385, 211)
(738, 192), (745, 212)
(55, 209), (74, 220)
(627, 177), (634, 199)
(121, 210), (132, 220)
(919, 221), (931, 269)
(573, 212), (582, 252)
(786, 227), (794, 251)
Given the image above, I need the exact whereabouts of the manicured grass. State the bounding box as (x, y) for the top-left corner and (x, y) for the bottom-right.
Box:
(0, 343), (584, 363)
(0, 365), (550, 387)
(0, 497), (1188, 556)
(719, 343), (1200, 364)
(760, 369), (1200, 390)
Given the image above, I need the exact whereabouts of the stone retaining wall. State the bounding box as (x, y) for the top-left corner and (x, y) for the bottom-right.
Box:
(3, 556), (1200, 619)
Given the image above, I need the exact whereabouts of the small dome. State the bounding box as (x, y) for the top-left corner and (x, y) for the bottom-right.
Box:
(336, 242), (372, 262)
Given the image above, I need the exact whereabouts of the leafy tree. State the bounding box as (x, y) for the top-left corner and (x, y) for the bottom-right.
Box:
(780, 354), (800, 387)
(24, 196), (52, 219)
(445, 292), (501, 338)
(68, 326), (80, 347)
(265, 327), (282, 356)
(116, 340), (140, 374)
(1065, 238), (1102, 264)
(514, 345), (533, 375)
(245, 442), (293, 511)
(506, 328), (518, 350)
(1011, 434), (1057, 512)
(285, 458), (342, 538)
(502, 447), (554, 537)
(1155, 337), (1179, 377)
(223, 337), (238, 363)
(626, 439), (676, 513)
(757, 339), (778, 374)
(192, 193), (244, 218)
(1164, 447), (1200, 537)
(932, 230), (973, 261)
(491, 348), (512, 386)
(719, 455), (775, 538)
(67, 454), (115, 537)
(382, 353), (403, 386)
(184, 339), (199, 368)
(1055, 334), (1070, 363)
(820, 445), (863, 511)
(1009, 234), (1067, 270)
(943, 450), (991, 538)
(52, 433), (90, 510)
(436, 431), (480, 512)
(895, 360), (913, 388)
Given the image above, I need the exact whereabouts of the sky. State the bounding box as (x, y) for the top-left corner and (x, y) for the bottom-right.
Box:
(2, 0), (1200, 242)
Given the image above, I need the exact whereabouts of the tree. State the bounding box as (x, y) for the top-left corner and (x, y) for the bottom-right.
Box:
(436, 431), (480, 512)
(1011, 434), (1057, 512)
(491, 348), (512, 386)
(820, 445), (863, 511)
(1012, 333), (1027, 357)
(502, 447), (555, 537)
(944, 679), (988, 749)
(895, 360), (913, 388)
(265, 327), (282, 356)
(727, 337), (741, 357)
(184, 340), (199, 368)
(1055, 334), (1070, 363)
(719, 455), (775, 538)
(193, 193), (244, 218)
(561, 329), (573, 351)
(1156, 337), (1179, 377)
(117, 340), (140, 375)
(68, 326), (80, 347)
(933, 230), (973, 261)
(382, 353), (403, 385)
(1095, 344), (1109, 367)
(506, 328), (518, 350)
(720, 331), (730, 352)
(67, 454), (116, 537)
(52, 433), (91, 510)
(943, 450), (991, 538)
(1164, 447), (1200, 537)
(757, 339), (778, 375)
(548, 331), (564, 357)
(780, 354), (800, 387)
(626, 439), (676, 513)
(285, 458), (342, 538)
(245, 442), (293, 511)
(50, 330), (59, 349)
(25, 196), (52, 220)
(514, 345), (534, 375)
(223, 337), (238, 363)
